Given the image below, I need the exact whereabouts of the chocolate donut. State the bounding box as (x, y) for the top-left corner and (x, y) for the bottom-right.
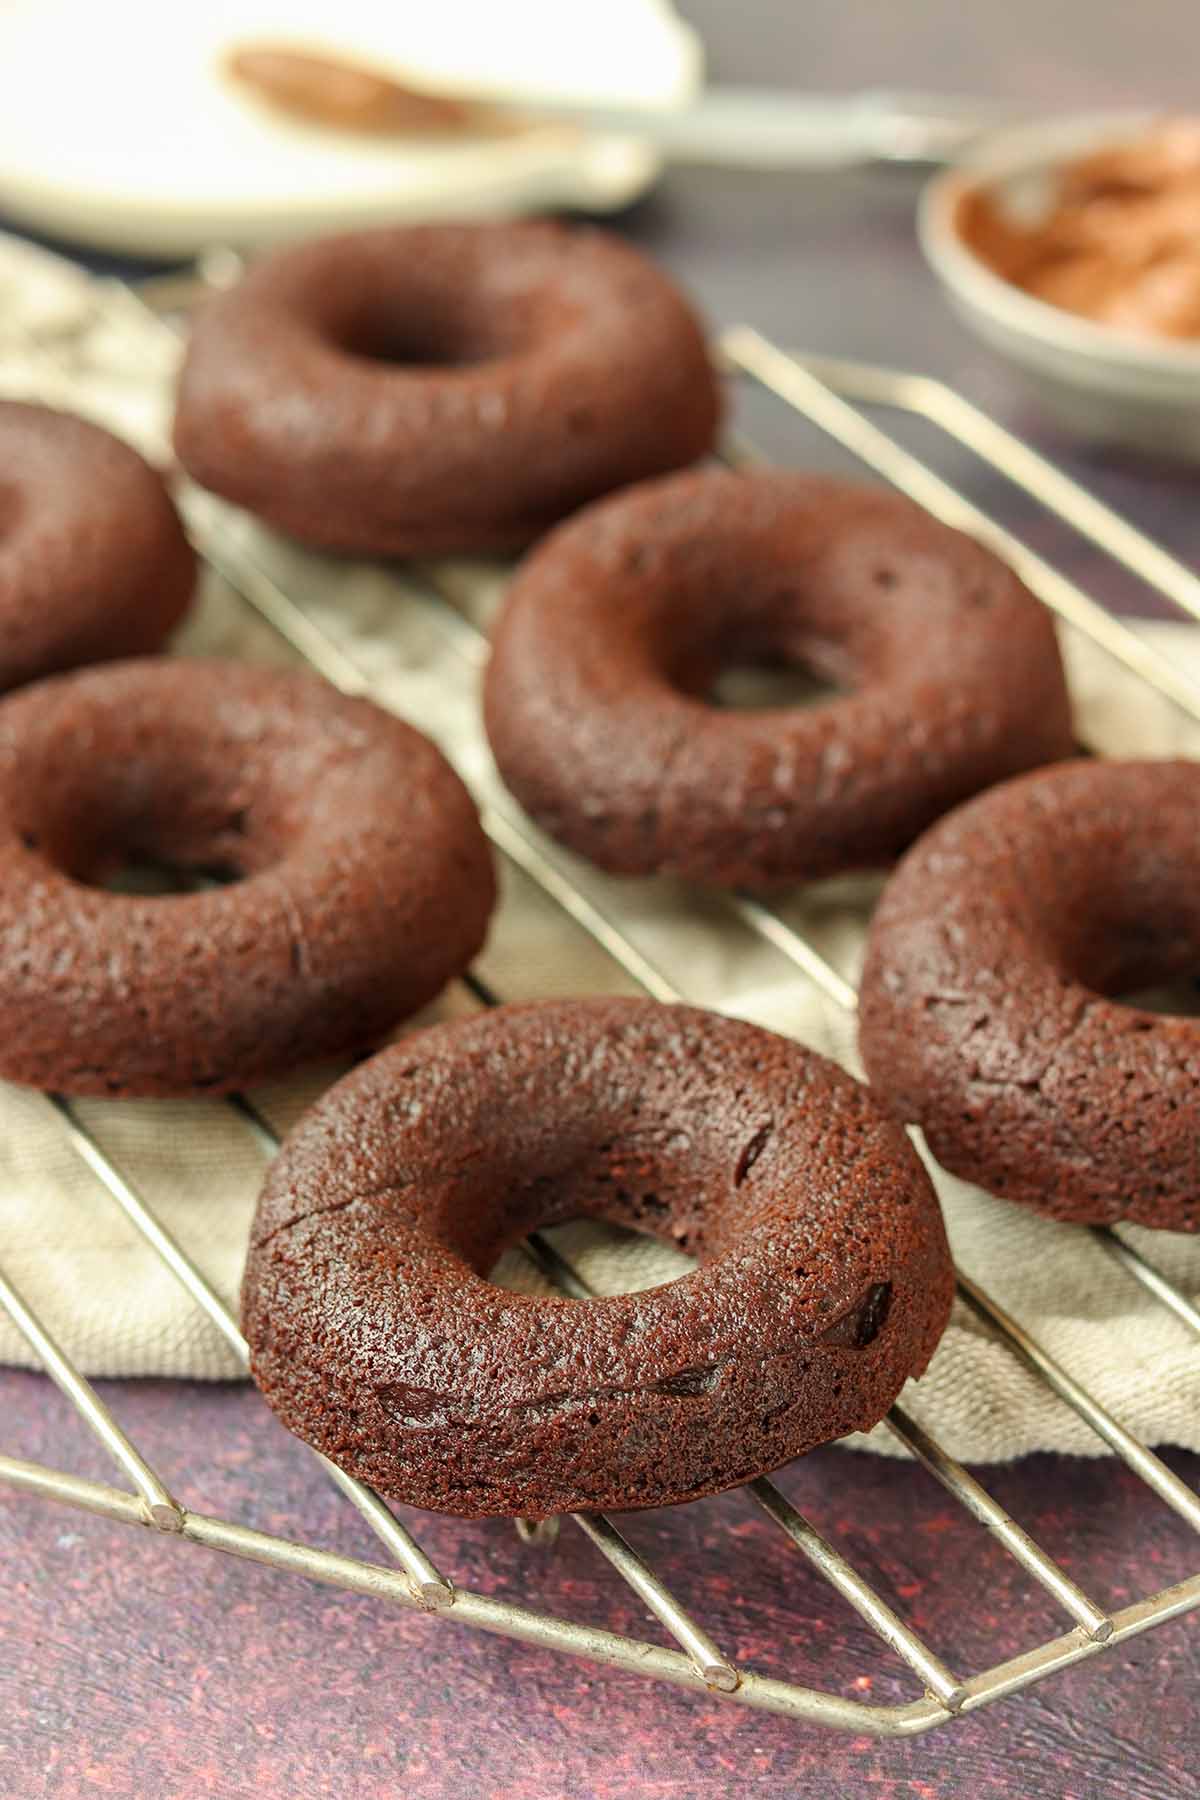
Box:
(242, 998), (954, 1516)
(483, 468), (1076, 890)
(0, 658), (495, 1096)
(172, 222), (721, 557)
(859, 760), (1200, 1230)
(0, 401), (194, 692)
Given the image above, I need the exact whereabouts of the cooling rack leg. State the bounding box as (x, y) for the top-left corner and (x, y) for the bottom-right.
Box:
(0, 1260), (183, 1533)
(515, 1517), (561, 1547)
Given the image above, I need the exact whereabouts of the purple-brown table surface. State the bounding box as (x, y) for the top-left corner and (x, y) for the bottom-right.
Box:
(2, 2), (1199, 1795)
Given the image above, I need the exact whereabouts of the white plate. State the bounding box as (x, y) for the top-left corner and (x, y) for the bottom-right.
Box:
(0, 0), (701, 257)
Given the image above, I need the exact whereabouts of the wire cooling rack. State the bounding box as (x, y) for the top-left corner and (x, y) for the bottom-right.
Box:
(1, 265), (1199, 1737)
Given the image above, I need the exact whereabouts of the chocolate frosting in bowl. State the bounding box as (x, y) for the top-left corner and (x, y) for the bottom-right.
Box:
(957, 119), (1200, 341)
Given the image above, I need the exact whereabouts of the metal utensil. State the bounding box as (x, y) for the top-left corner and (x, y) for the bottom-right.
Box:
(225, 48), (1022, 169)
(504, 87), (1024, 168)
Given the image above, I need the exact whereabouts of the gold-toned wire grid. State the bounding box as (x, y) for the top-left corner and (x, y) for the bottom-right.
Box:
(1, 270), (1199, 1738)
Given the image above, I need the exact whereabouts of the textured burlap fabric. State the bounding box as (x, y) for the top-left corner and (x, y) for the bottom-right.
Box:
(0, 230), (1197, 1461)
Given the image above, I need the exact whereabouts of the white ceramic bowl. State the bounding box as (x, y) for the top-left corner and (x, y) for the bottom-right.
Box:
(919, 111), (1200, 460)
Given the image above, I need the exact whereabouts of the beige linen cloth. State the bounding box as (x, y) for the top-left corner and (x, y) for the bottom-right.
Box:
(0, 233), (1197, 1462)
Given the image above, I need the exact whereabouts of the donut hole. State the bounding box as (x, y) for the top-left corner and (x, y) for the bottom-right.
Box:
(332, 293), (519, 370)
(662, 608), (852, 714)
(52, 801), (262, 895)
(101, 855), (244, 896)
(1114, 974), (1200, 1018)
(10, 731), (281, 893)
(489, 1217), (695, 1300)
(404, 1013), (914, 1355)
(29, 811), (265, 897)
(709, 657), (842, 713)
(1055, 880), (1200, 1019)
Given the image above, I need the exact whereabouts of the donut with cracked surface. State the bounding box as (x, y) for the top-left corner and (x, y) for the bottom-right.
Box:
(241, 997), (955, 1517)
(859, 759), (1200, 1229)
(0, 658), (495, 1096)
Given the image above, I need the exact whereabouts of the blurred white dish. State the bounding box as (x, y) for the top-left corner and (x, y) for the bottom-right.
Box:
(0, 0), (701, 257)
(920, 112), (1200, 461)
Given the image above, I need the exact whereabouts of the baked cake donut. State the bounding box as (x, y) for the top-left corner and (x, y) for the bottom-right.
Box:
(172, 221), (721, 556)
(484, 467), (1076, 889)
(242, 998), (955, 1516)
(859, 759), (1200, 1230)
(0, 401), (194, 692)
(0, 658), (495, 1096)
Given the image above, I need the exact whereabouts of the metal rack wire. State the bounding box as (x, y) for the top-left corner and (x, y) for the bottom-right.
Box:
(1, 270), (1199, 1737)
